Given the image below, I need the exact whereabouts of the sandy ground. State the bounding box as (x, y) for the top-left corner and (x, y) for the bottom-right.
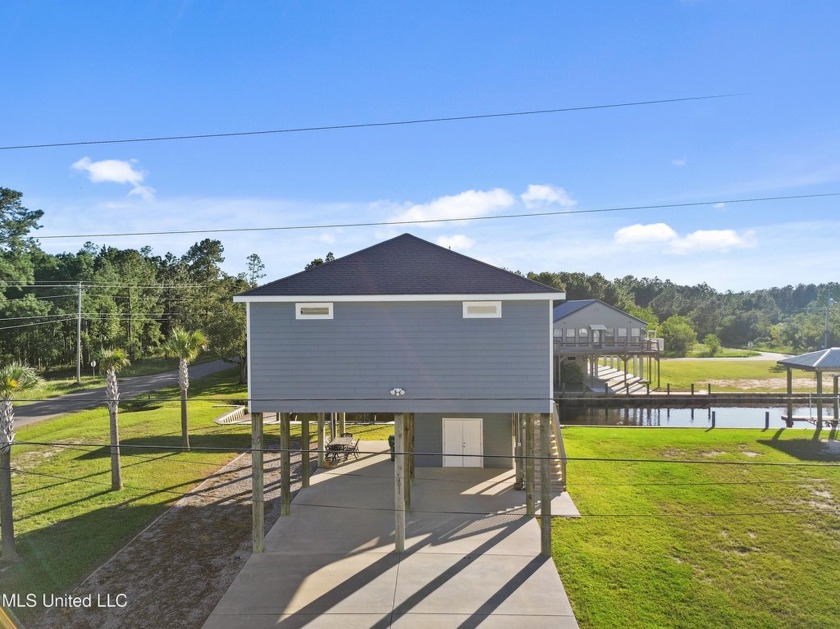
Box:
(704, 377), (818, 390)
(31, 450), (307, 629)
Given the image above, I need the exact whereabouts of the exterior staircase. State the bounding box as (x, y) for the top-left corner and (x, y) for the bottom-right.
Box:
(596, 365), (649, 395)
(534, 403), (567, 493)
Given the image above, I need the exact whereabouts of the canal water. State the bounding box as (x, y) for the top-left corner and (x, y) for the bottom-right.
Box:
(558, 405), (837, 429)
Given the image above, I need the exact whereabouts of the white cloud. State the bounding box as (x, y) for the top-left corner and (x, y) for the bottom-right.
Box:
(614, 223), (755, 254)
(520, 184), (576, 209)
(712, 202), (726, 209)
(389, 188), (514, 226)
(72, 157), (155, 201)
(436, 234), (475, 250)
(672, 157), (687, 167)
(614, 223), (678, 244)
(668, 229), (756, 254)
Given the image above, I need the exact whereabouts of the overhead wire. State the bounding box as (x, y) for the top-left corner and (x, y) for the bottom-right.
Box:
(0, 94), (736, 151)
(32, 191), (840, 241)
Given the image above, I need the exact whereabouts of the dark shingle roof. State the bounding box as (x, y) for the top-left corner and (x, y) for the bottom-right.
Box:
(240, 233), (562, 297)
(777, 348), (840, 371)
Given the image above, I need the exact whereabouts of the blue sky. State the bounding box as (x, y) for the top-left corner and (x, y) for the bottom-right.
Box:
(2, 1), (838, 291)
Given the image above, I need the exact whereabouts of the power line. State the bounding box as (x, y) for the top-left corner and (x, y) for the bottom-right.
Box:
(13, 440), (840, 467)
(33, 191), (840, 241)
(0, 317), (76, 331)
(0, 94), (736, 151)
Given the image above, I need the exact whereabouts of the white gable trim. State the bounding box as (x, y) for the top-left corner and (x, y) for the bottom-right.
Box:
(235, 292), (564, 304)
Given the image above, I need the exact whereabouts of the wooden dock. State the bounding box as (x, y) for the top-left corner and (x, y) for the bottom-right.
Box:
(780, 415), (839, 428)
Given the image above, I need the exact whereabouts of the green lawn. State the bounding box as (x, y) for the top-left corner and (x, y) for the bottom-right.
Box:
(3, 371), (395, 622)
(686, 344), (761, 358)
(553, 427), (840, 628)
(3, 368), (261, 613)
(658, 359), (821, 393)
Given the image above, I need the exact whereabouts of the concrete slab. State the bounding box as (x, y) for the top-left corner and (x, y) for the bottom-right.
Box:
(203, 441), (579, 628)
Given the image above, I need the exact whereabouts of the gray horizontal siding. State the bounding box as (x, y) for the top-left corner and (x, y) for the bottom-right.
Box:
(249, 300), (550, 413)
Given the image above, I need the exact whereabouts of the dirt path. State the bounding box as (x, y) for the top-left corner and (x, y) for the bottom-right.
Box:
(32, 450), (305, 629)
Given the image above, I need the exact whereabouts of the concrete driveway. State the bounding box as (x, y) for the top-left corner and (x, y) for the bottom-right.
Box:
(203, 442), (579, 628)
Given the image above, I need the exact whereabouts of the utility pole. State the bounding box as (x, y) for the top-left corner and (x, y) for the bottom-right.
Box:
(76, 282), (82, 384)
(824, 298), (834, 349)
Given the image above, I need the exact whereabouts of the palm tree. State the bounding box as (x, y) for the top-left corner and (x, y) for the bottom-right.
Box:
(162, 328), (208, 451)
(98, 348), (130, 491)
(0, 362), (42, 562)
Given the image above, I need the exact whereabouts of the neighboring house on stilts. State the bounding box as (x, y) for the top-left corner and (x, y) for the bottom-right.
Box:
(553, 299), (664, 394)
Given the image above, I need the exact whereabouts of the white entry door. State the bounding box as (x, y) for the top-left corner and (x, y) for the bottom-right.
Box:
(442, 418), (483, 468)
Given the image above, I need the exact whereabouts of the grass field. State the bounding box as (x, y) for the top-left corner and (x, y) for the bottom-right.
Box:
(553, 427), (840, 628)
(3, 368), (260, 607)
(2, 370), (395, 618)
(658, 359), (822, 393)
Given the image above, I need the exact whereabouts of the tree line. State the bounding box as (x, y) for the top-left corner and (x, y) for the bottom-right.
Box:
(527, 271), (840, 355)
(1, 188), (261, 377)
(3, 187), (839, 367)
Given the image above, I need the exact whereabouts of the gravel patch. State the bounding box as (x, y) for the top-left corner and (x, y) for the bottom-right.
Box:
(32, 450), (308, 629)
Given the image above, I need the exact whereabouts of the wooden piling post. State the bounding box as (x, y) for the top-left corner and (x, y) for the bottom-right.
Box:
(280, 412), (291, 516)
(514, 414), (524, 490)
(405, 412), (413, 511)
(765, 411), (770, 430)
(786, 368), (793, 425)
(251, 412), (264, 553)
(301, 414), (310, 488)
(540, 413), (552, 557)
(317, 412), (325, 467)
(816, 371), (823, 429)
(394, 413), (406, 552)
(525, 414), (535, 516)
(834, 375), (839, 422)
(711, 411), (716, 428)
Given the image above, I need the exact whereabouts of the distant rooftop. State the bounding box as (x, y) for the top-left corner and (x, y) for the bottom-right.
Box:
(777, 347), (840, 371)
(553, 299), (647, 325)
(239, 233), (564, 298)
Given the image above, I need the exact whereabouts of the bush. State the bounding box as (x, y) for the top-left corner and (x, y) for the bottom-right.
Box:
(661, 315), (698, 357)
(703, 333), (721, 356)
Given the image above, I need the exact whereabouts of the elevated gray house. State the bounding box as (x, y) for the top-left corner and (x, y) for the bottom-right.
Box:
(553, 299), (663, 392)
(235, 233), (565, 552)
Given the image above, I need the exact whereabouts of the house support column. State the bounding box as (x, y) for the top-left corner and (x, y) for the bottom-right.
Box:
(251, 412), (264, 553)
(301, 414), (310, 488)
(280, 412), (291, 516)
(514, 413), (524, 490)
(394, 412), (406, 552)
(525, 414), (535, 516)
(339, 412), (346, 436)
(405, 412), (414, 511)
(786, 368), (793, 424)
(540, 412), (552, 557)
(816, 371), (823, 429)
(834, 376), (839, 421)
(317, 412), (325, 467)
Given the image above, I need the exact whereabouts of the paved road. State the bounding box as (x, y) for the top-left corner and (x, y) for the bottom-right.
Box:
(16, 359), (239, 428)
